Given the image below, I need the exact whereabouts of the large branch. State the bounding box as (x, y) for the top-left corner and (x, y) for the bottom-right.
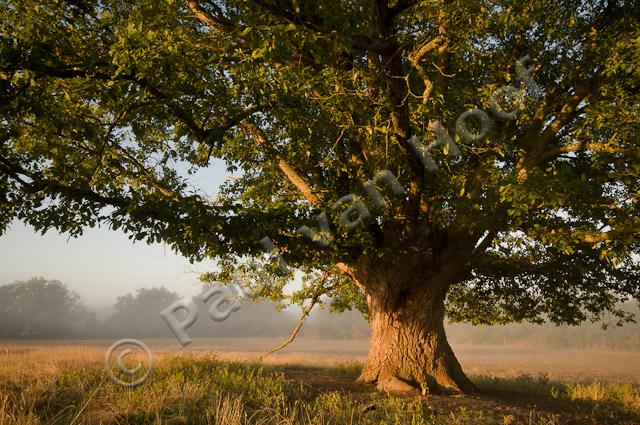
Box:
(183, 1), (326, 71)
(364, 0), (427, 237)
(1, 63), (261, 149)
(537, 141), (640, 163)
(409, 36), (444, 63)
(135, 77), (263, 146)
(0, 153), (131, 211)
(0, 152), (244, 247)
(185, 0), (236, 31)
(513, 9), (618, 179)
(250, 0), (390, 53)
(519, 86), (590, 172)
(242, 120), (325, 208)
(389, 0), (420, 17)
(579, 221), (640, 244)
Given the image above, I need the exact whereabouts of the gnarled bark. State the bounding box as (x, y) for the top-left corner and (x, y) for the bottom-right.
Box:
(352, 258), (476, 394)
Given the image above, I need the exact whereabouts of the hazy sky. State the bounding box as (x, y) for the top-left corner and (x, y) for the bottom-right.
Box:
(0, 160), (230, 307)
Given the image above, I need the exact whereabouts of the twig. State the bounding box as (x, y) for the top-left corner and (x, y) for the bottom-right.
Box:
(257, 272), (333, 361)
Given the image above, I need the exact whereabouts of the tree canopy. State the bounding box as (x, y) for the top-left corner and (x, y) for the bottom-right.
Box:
(1, 0), (638, 329)
(0, 277), (91, 337)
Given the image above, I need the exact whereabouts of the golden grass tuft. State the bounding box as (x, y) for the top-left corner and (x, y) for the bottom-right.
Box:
(0, 345), (639, 424)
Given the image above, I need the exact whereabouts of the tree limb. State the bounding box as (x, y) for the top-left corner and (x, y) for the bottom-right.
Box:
(472, 230), (496, 257)
(579, 221), (640, 244)
(243, 120), (325, 208)
(1, 63), (260, 149)
(257, 271), (332, 361)
(537, 141), (639, 163)
(250, 0), (390, 53)
(389, 0), (420, 17)
(185, 0), (236, 31)
(409, 36), (443, 62)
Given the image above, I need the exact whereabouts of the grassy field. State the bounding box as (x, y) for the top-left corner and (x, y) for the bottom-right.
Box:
(0, 342), (639, 424)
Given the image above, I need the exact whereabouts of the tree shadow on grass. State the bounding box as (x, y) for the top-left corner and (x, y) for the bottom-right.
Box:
(274, 363), (640, 425)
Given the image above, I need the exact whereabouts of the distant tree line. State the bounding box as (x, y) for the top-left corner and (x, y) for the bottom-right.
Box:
(0, 278), (96, 338)
(0, 278), (638, 350)
(0, 278), (370, 340)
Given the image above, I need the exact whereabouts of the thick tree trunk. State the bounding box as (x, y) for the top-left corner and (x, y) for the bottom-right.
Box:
(353, 259), (476, 394)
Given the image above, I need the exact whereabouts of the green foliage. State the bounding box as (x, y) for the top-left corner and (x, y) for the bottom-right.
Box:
(0, 277), (93, 337)
(0, 0), (638, 326)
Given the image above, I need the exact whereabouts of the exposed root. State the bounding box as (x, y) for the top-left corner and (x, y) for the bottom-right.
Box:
(376, 376), (418, 394)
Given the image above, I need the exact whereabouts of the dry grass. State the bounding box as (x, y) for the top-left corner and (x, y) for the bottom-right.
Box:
(0, 343), (639, 424)
(4, 338), (639, 380)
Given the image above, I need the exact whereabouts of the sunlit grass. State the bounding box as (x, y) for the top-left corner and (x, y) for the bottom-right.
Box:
(0, 346), (639, 424)
(562, 381), (640, 408)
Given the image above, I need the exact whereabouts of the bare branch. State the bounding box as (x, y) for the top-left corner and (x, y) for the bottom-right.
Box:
(257, 272), (332, 361)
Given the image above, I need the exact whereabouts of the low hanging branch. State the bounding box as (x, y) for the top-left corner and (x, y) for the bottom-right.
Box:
(257, 271), (334, 361)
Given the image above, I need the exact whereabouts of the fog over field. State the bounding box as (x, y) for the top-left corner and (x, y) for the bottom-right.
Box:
(3, 278), (640, 386)
(1, 277), (639, 353)
(1, 225), (638, 351)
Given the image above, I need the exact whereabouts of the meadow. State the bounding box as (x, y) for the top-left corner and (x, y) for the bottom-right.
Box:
(0, 340), (639, 424)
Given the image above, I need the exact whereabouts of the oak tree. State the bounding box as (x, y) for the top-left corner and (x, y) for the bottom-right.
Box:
(1, 0), (638, 392)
